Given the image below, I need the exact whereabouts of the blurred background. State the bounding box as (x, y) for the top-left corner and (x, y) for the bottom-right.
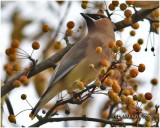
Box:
(1, 1), (159, 127)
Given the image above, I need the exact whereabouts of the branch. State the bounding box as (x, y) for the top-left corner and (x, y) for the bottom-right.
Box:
(1, 44), (74, 97)
(114, 6), (159, 31)
(30, 116), (144, 127)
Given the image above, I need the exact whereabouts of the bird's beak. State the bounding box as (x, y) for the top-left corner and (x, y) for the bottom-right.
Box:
(80, 13), (95, 28)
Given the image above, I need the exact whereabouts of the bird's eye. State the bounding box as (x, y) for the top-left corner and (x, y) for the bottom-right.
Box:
(97, 16), (102, 20)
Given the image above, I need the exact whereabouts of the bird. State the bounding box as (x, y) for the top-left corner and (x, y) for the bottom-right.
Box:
(30, 13), (115, 119)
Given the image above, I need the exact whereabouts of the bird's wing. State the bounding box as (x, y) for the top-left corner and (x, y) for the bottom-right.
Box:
(47, 37), (89, 89)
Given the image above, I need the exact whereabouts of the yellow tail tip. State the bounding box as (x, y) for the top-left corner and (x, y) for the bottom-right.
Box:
(29, 112), (35, 120)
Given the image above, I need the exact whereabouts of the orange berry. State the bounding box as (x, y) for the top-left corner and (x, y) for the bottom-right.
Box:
(11, 39), (20, 48)
(20, 75), (29, 86)
(9, 54), (16, 62)
(122, 89), (130, 96)
(67, 21), (75, 29)
(32, 41), (40, 50)
(66, 29), (73, 36)
(8, 114), (16, 124)
(138, 38), (144, 45)
(129, 88), (135, 95)
(42, 24), (50, 32)
(125, 0), (134, 5)
(4, 63), (12, 70)
(112, 83), (121, 93)
(13, 63), (21, 71)
(104, 78), (113, 87)
(108, 4), (115, 11)
(101, 59), (109, 67)
(53, 41), (62, 50)
(124, 9), (132, 18)
(112, 46), (119, 53)
(147, 101), (154, 108)
(133, 95), (139, 101)
(145, 92), (152, 100)
(81, 3), (87, 9)
(116, 40), (123, 47)
(124, 17), (132, 25)
(125, 53), (132, 61)
(21, 94), (27, 100)
(130, 30), (136, 36)
(130, 69), (139, 78)
(138, 63), (145, 72)
(13, 80), (21, 88)
(108, 69), (114, 76)
(120, 47), (127, 54)
(75, 81), (84, 90)
(108, 90), (116, 99)
(101, 67), (107, 74)
(133, 43), (141, 52)
(95, 80), (102, 87)
(112, 0), (119, 6)
(132, 22), (139, 29)
(120, 3), (127, 11)
(96, 46), (102, 53)
(151, 78), (158, 85)
(108, 41), (115, 48)
(5, 48), (16, 56)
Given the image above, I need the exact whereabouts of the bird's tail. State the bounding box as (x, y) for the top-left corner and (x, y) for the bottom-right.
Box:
(29, 83), (63, 120)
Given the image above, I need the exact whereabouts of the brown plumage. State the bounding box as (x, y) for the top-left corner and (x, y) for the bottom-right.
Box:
(30, 13), (115, 119)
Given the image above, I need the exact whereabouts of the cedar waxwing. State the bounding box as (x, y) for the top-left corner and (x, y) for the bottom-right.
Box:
(30, 13), (115, 119)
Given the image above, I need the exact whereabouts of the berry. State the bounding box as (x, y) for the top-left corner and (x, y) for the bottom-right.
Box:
(32, 41), (40, 50)
(112, 0), (119, 6)
(96, 46), (102, 53)
(138, 63), (145, 72)
(121, 95), (127, 103)
(112, 94), (120, 103)
(42, 24), (50, 32)
(11, 39), (20, 48)
(81, 3), (87, 9)
(101, 67), (107, 74)
(89, 64), (94, 69)
(13, 63), (21, 71)
(151, 78), (158, 85)
(122, 89), (130, 96)
(145, 121), (151, 127)
(67, 21), (75, 29)
(116, 40), (123, 47)
(95, 80), (102, 87)
(147, 101), (154, 108)
(132, 22), (139, 29)
(100, 84), (106, 90)
(9, 54), (16, 62)
(133, 95), (139, 101)
(13, 80), (21, 88)
(53, 41), (62, 50)
(124, 9), (132, 18)
(129, 88), (135, 95)
(104, 78), (113, 87)
(108, 4), (115, 11)
(75, 81), (84, 90)
(21, 94), (27, 100)
(101, 59), (109, 67)
(8, 114), (16, 124)
(108, 90), (116, 99)
(130, 69), (139, 78)
(125, 53), (132, 61)
(20, 76), (29, 86)
(112, 83), (121, 93)
(145, 92), (152, 100)
(112, 46), (119, 53)
(108, 41), (115, 48)
(138, 38), (144, 45)
(108, 69), (114, 76)
(120, 47), (127, 54)
(120, 3), (127, 10)
(66, 29), (73, 36)
(101, 111), (108, 118)
(6, 67), (13, 76)
(130, 30), (136, 36)
(124, 17), (132, 25)
(133, 43), (141, 52)
(65, 109), (70, 115)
